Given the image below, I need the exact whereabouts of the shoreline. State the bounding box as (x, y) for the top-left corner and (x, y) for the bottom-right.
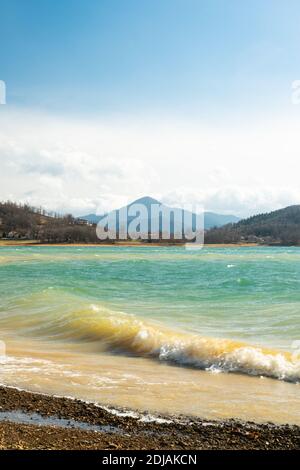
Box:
(0, 386), (299, 450)
(0, 240), (261, 248)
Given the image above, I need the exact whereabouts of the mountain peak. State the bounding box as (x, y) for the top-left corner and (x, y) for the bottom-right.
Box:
(130, 196), (162, 207)
(79, 197), (240, 229)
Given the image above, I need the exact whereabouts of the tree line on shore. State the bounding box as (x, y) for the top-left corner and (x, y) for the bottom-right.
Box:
(0, 202), (98, 243)
(205, 205), (300, 245)
(1, 201), (300, 245)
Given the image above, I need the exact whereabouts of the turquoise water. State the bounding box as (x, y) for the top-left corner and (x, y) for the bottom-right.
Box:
(1, 245), (300, 423)
(1, 246), (300, 350)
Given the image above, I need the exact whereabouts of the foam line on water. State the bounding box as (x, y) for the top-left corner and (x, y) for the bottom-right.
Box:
(1, 291), (299, 383)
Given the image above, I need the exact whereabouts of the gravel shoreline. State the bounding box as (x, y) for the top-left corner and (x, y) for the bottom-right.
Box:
(0, 386), (299, 450)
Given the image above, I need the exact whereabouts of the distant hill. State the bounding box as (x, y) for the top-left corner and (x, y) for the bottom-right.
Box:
(0, 201), (97, 243)
(3, 199), (299, 245)
(204, 211), (240, 229)
(205, 205), (300, 245)
(80, 196), (240, 231)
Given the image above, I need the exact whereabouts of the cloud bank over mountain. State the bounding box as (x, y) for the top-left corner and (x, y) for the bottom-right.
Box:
(0, 108), (300, 217)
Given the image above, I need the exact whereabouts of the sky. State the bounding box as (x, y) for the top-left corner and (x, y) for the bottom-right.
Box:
(1, 0), (300, 216)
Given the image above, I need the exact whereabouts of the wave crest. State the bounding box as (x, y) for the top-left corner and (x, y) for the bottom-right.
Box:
(1, 294), (299, 383)
(72, 304), (300, 383)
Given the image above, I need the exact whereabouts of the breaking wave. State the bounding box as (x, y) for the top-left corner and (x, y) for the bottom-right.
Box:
(1, 292), (298, 383)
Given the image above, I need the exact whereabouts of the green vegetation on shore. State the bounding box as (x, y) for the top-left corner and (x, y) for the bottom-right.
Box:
(205, 205), (300, 246)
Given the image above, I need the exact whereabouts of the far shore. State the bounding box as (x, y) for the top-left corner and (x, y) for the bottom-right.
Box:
(0, 239), (261, 248)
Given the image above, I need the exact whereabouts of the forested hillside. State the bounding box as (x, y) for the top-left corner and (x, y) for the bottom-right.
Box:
(0, 202), (97, 243)
(205, 205), (300, 245)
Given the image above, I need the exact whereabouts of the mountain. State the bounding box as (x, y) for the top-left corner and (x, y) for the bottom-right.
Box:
(80, 196), (240, 231)
(204, 211), (240, 229)
(205, 205), (300, 245)
(2, 200), (300, 245)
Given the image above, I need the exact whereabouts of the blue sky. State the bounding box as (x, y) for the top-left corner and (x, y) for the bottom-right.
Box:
(1, 0), (300, 215)
(2, 0), (300, 115)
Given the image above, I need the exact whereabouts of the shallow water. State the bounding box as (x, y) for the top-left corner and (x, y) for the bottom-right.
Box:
(0, 246), (299, 424)
(0, 409), (123, 434)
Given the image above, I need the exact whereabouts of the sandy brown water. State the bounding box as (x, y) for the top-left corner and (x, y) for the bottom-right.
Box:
(1, 246), (300, 427)
(0, 385), (299, 450)
(1, 335), (299, 426)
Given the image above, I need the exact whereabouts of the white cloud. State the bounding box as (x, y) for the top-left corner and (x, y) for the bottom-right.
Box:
(0, 107), (299, 217)
(161, 186), (300, 216)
